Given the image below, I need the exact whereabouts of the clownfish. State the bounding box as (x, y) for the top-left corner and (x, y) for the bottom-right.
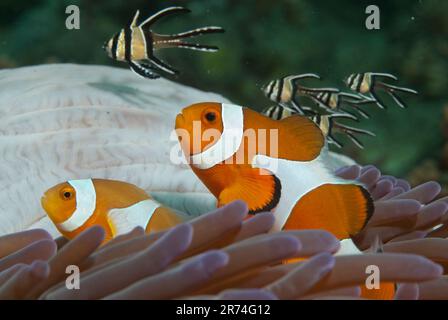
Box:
(103, 6), (224, 79)
(345, 72), (418, 110)
(175, 102), (374, 249)
(42, 179), (183, 241)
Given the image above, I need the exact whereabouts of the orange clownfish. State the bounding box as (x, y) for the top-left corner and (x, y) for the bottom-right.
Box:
(42, 179), (183, 242)
(175, 102), (374, 252)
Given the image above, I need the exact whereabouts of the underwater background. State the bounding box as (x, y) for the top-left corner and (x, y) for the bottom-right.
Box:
(1, 0), (447, 192)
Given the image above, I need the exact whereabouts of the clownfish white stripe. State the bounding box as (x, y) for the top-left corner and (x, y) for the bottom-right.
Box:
(190, 103), (244, 170)
(58, 179), (97, 232)
(107, 199), (161, 235)
(252, 154), (353, 232)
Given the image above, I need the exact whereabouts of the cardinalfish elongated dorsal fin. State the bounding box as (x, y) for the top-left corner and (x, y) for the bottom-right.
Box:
(284, 183), (374, 239)
(139, 6), (191, 29)
(217, 166), (281, 215)
(129, 10), (140, 28)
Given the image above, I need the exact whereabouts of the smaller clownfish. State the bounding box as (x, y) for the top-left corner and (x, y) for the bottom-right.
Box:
(42, 179), (183, 241)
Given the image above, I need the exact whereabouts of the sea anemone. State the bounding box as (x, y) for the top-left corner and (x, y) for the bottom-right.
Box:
(1, 64), (447, 300)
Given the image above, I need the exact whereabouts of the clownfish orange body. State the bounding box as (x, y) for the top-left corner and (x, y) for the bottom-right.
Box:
(175, 102), (374, 248)
(42, 179), (183, 242)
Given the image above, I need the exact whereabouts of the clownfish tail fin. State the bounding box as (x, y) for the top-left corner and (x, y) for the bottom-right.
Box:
(285, 183), (374, 240)
(347, 184), (374, 233)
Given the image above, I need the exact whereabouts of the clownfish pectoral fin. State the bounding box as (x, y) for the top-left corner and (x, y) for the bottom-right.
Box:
(107, 199), (162, 236)
(284, 183), (374, 240)
(276, 115), (325, 161)
(129, 61), (161, 79)
(218, 169), (281, 215)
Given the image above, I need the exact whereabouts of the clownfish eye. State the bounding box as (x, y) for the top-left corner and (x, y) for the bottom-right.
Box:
(60, 188), (74, 201)
(204, 112), (216, 122)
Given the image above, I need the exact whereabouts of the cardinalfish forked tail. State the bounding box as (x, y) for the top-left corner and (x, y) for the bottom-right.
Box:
(175, 102), (374, 252)
(42, 179), (184, 242)
(262, 105), (375, 149)
(345, 72), (418, 110)
(103, 6), (224, 79)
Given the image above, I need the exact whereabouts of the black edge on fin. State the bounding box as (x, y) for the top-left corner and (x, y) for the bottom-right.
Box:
(359, 186), (374, 230)
(249, 175), (282, 215)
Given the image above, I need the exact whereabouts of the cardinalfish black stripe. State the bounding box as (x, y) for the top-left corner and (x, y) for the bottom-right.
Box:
(103, 6), (225, 79)
(344, 72), (418, 110)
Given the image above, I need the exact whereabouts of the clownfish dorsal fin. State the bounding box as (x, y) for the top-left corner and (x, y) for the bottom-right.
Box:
(245, 109), (324, 162)
(276, 114), (325, 161)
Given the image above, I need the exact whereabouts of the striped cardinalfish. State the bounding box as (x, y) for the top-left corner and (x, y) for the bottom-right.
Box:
(299, 87), (373, 119)
(175, 102), (374, 253)
(262, 74), (372, 119)
(262, 105), (375, 149)
(310, 113), (375, 149)
(103, 6), (224, 79)
(345, 72), (418, 109)
(41, 179), (184, 242)
(262, 74), (321, 115)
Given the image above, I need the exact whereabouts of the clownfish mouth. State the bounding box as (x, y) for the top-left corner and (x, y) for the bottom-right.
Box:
(175, 113), (197, 157)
